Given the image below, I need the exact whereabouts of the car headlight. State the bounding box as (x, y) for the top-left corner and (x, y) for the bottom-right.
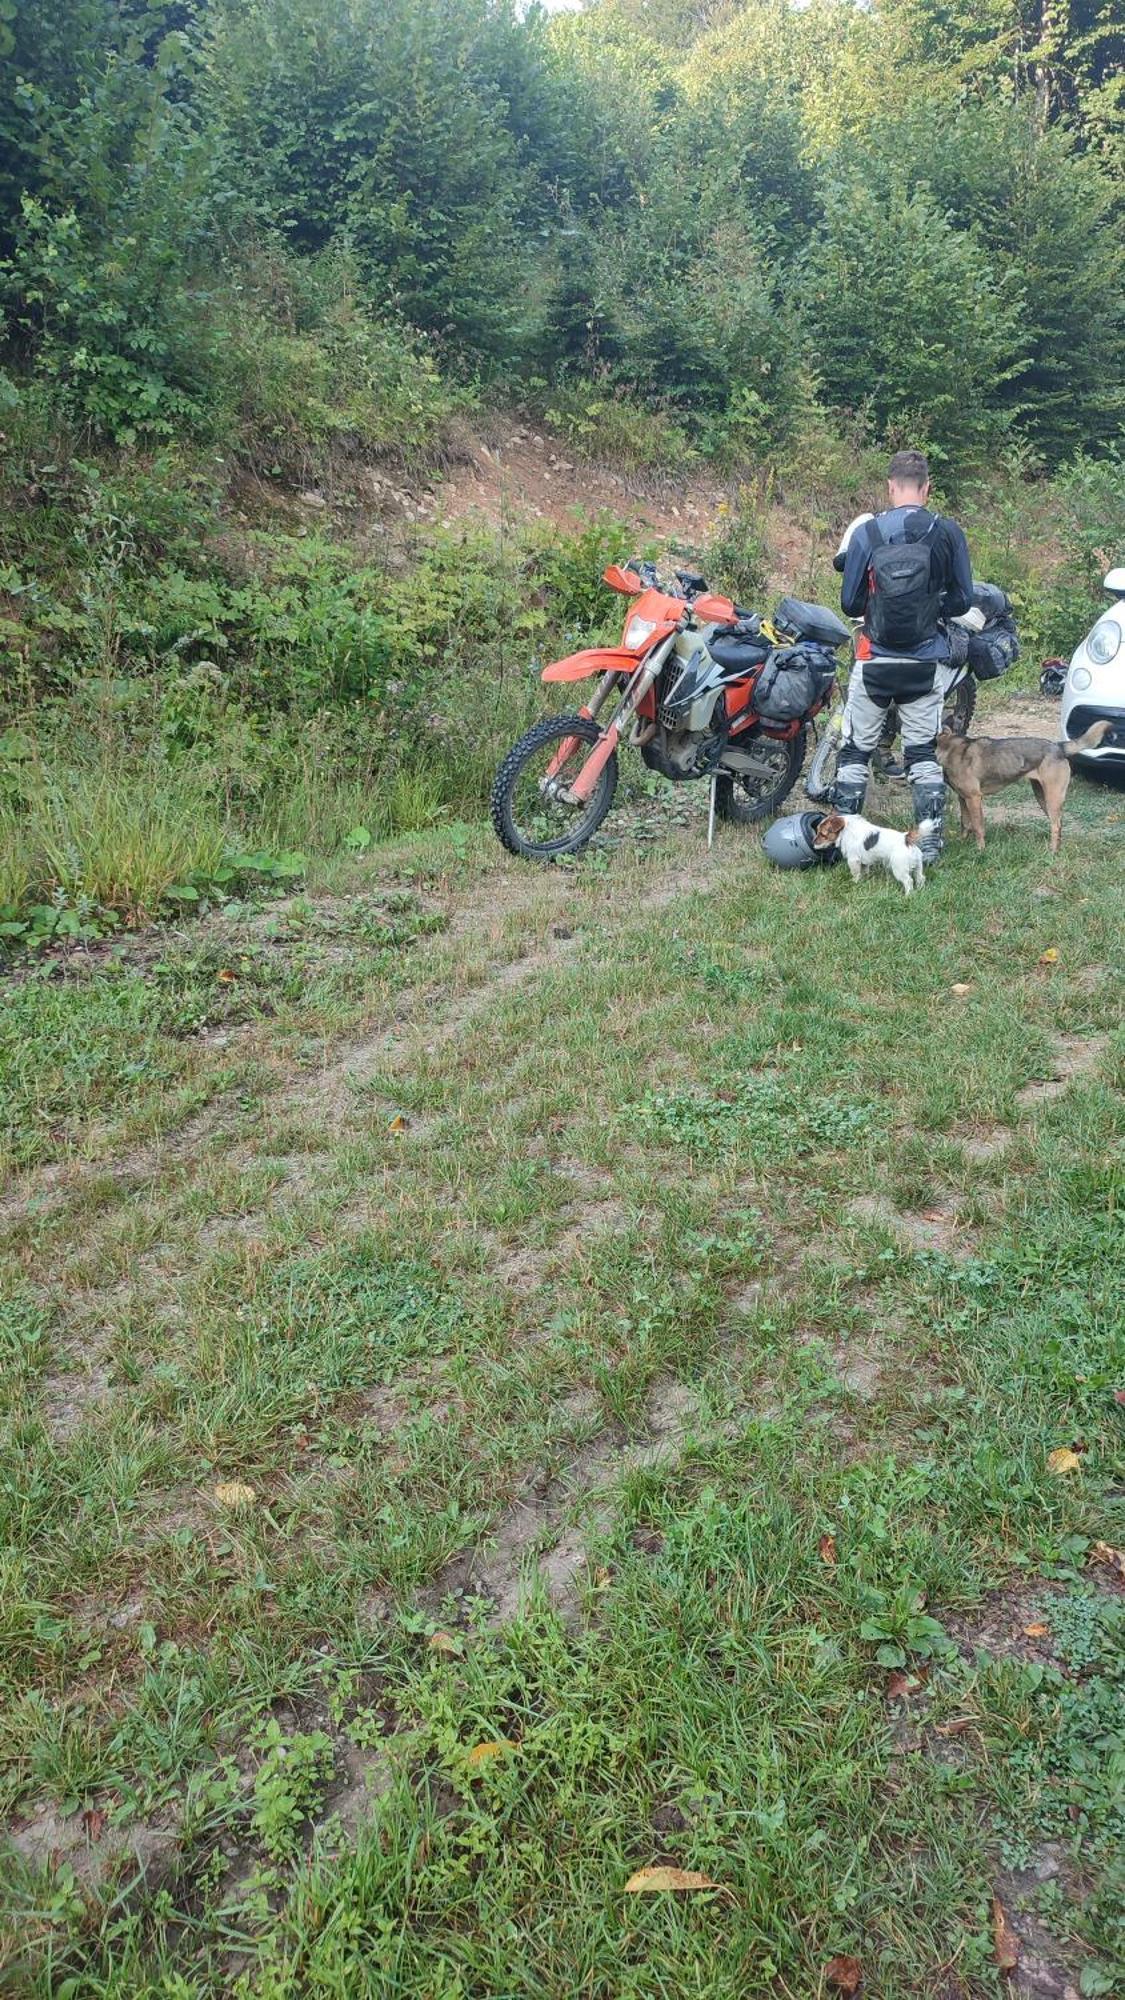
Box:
(624, 615), (658, 650)
(1070, 666), (1092, 691)
(1087, 618), (1122, 665)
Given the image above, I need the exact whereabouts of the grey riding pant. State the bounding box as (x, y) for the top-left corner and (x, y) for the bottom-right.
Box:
(836, 658), (945, 792)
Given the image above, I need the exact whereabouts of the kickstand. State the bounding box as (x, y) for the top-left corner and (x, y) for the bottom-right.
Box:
(707, 772), (717, 850)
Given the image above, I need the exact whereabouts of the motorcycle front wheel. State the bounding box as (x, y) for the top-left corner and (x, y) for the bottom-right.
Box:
(490, 713), (618, 860)
(714, 727), (807, 824)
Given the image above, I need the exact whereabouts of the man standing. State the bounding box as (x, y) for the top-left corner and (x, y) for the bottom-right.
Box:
(835, 449), (973, 861)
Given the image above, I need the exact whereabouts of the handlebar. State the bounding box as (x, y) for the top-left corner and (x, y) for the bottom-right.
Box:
(622, 556), (755, 627)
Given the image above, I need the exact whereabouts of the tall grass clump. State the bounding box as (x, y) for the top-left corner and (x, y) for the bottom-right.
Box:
(1, 731), (229, 920)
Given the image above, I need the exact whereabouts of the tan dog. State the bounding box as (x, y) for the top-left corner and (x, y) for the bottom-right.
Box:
(936, 719), (1111, 854)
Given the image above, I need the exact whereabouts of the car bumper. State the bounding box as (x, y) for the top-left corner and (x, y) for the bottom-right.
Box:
(1061, 699), (1125, 757)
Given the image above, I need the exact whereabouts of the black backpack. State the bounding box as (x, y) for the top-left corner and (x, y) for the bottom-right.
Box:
(865, 513), (942, 652)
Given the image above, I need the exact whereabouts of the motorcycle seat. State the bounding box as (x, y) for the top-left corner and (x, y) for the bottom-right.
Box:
(706, 629), (771, 674)
(776, 595), (852, 649)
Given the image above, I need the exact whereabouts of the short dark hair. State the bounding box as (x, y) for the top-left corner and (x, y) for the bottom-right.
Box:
(888, 449), (930, 487)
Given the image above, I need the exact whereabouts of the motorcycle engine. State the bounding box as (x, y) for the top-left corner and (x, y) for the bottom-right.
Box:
(641, 643), (729, 780)
(641, 712), (724, 781)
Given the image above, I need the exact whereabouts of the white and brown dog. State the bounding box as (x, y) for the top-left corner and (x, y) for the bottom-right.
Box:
(812, 811), (934, 895)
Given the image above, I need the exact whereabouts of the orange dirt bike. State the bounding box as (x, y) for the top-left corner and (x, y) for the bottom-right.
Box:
(491, 559), (852, 860)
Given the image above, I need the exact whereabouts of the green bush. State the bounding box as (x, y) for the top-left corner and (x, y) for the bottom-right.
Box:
(704, 494), (770, 606)
(224, 278), (467, 476)
(205, 0), (547, 362)
(0, 723), (229, 919)
(1, 13), (224, 444)
(856, 102), (1125, 464)
(541, 381), (694, 471)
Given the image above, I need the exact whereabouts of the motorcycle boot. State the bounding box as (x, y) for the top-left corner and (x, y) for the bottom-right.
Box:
(831, 744), (869, 816)
(911, 782), (946, 865)
(832, 775), (868, 814)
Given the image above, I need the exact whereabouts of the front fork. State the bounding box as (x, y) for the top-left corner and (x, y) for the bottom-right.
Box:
(558, 638), (675, 805)
(541, 669), (622, 785)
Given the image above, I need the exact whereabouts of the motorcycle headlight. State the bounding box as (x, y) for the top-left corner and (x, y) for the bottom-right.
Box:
(1087, 618), (1122, 666)
(624, 615), (658, 651)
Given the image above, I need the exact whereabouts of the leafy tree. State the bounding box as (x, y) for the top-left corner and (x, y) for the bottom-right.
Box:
(204, 0), (553, 361)
(848, 100), (1124, 459)
(805, 175), (1025, 466)
(915, 105), (1123, 458)
(879, 0), (1125, 167)
(0, 0), (1120, 464)
(1, 7), (224, 440)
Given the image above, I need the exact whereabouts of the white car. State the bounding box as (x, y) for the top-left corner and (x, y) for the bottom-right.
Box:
(1061, 565), (1125, 761)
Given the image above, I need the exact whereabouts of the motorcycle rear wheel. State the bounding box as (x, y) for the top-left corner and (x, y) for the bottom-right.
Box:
(714, 728), (806, 824)
(944, 677), (976, 735)
(491, 713), (618, 860)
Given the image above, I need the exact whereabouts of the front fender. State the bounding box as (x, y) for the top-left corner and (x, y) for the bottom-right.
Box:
(542, 647), (639, 684)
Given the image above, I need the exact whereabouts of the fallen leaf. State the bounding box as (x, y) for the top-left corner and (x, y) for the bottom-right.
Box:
(1038, 947), (1059, 965)
(388, 1114), (409, 1134)
(216, 967), (236, 983)
(623, 1866), (721, 1894)
(886, 1670), (912, 1700)
(1023, 1621), (1049, 1639)
(950, 982), (973, 996)
(1047, 1447), (1081, 1476)
(993, 1896), (1020, 1972)
(82, 1807), (107, 1840)
(212, 1480), (256, 1508)
(592, 1565), (612, 1591)
(824, 1953), (863, 1995)
(1089, 1540), (1125, 1579)
(427, 1629), (463, 1656)
(466, 1739), (515, 1766)
(1114, 1389), (1125, 1407)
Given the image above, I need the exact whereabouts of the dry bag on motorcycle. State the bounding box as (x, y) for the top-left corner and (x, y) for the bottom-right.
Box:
(967, 617), (1019, 681)
(949, 585), (1020, 683)
(751, 642), (838, 724)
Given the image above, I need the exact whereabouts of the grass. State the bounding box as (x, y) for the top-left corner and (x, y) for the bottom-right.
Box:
(1, 755), (228, 921)
(0, 762), (1123, 1997)
(0, 709), (488, 936)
